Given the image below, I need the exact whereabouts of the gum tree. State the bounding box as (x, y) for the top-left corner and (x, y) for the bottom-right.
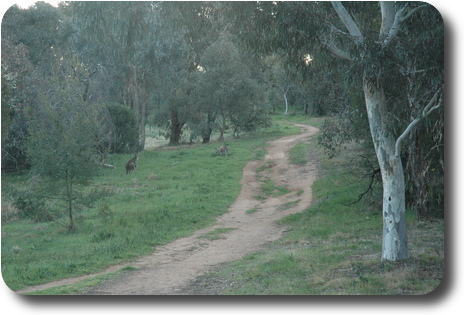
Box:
(228, 1), (443, 261)
(328, 2), (443, 261)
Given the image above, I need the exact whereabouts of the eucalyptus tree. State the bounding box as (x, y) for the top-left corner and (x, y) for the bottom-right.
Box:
(325, 2), (443, 261)
(1, 2), (73, 70)
(262, 54), (313, 115)
(188, 33), (267, 143)
(73, 1), (232, 145)
(145, 6), (194, 145)
(70, 1), (158, 150)
(1, 2), (73, 172)
(228, 1), (444, 261)
(149, 1), (239, 145)
(262, 55), (292, 115)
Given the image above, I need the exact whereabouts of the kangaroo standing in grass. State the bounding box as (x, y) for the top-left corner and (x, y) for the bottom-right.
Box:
(125, 153), (138, 174)
(215, 145), (228, 156)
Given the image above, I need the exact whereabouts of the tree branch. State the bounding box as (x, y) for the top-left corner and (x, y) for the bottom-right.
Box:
(383, 3), (429, 46)
(395, 88), (443, 157)
(380, 2), (395, 36)
(324, 41), (354, 61)
(343, 155), (380, 206)
(402, 4), (429, 21)
(330, 1), (363, 43)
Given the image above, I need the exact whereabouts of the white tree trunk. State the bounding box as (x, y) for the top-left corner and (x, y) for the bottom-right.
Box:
(283, 91), (289, 115)
(363, 79), (409, 261)
(330, 1), (434, 261)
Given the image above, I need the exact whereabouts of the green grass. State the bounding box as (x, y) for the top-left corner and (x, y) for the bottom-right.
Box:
(289, 142), (310, 165)
(21, 269), (131, 295)
(199, 227), (238, 240)
(245, 208), (259, 214)
(184, 131), (444, 295)
(254, 178), (291, 202)
(1, 115), (304, 291)
(277, 199), (301, 211)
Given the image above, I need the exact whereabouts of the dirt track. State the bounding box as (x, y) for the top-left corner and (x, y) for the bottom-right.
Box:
(17, 124), (319, 295)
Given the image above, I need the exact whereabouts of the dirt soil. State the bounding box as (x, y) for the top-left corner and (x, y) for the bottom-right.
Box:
(17, 124), (319, 295)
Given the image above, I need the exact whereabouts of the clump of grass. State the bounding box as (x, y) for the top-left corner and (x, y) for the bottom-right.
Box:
(289, 142), (310, 165)
(23, 270), (125, 295)
(256, 161), (275, 173)
(254, 178), (291, 201)
(199, 228), (238, 240)
(0, 197), (20, 223)
(277, 199), (300, 211)
(246, 208), (259, 214)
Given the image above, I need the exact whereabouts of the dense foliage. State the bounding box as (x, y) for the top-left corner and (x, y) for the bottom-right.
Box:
(106, 103), (139, 153)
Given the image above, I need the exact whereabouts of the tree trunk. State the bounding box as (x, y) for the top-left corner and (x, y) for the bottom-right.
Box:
(66, 172), (74, 230)
(405, 61), (431, 220)
(408, 127), (430, 219)
(139, 91), (146, 151)
(202, 112), (215, 144)
(124, 62), (146, 151)
(169, 110), (184, 145)
(363, 79), (409, 261)
(303, 100), (309, 115)
(283, 90), (289, 115)
(218, 111), (226, 142)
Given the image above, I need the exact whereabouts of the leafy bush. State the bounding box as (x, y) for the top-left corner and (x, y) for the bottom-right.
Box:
(7, 187), (52, 222)
(106, 103), (139, 153)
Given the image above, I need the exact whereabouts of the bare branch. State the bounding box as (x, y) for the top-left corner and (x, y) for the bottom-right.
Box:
(383, 3), (429, 46)
(402, 4), (429, 21)
(343, 155), (380, 206)
(96, 162), (114, 169)
(395, 88), (443, 157)
(327, 22), (349, 36)
(324, 22), (354, 61)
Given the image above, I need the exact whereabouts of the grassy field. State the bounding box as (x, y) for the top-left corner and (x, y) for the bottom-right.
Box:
(187, 125), (444, 295)
(1, 114), (444, 295)
(1, 115), (307, 291)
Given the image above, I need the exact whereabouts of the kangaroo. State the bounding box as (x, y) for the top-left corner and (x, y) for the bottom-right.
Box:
(125, 153), (138, 174)
(215, 145), (228, 156)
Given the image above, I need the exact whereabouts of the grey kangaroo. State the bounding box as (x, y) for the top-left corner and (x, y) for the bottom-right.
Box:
(215, 145), (228, 156)
(125, 153), (138, 174)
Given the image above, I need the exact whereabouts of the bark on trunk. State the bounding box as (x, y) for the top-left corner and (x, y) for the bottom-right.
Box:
(139, 94), (146, 151)
(202, 112), (215, 144)
(169, 110), (184, 145)
(408, 128), (430, 219)
(218, 112), (226, 142)
(124, 62), (146, 151)
(283, 90), (289, 115)
(66, 172), (74, 231)
(363, 79), (409, 261)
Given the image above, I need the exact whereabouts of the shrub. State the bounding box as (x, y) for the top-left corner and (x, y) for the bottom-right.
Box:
(7, 187), (52, 222)
(106, 103), (139, 153)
